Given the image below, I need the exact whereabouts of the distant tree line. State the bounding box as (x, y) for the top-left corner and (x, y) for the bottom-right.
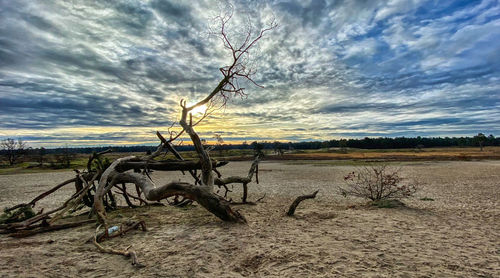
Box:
(247, 134), (499, 152)
(307, 134), (499, 150)
(1, 134), (498, 165)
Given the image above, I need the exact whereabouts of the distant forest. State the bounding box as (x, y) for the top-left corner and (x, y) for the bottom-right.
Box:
(20, 134), (499, 154)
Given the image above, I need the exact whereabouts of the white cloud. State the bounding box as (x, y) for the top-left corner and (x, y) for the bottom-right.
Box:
(342, 38), (377, 58)
(374, 0), (421, 21)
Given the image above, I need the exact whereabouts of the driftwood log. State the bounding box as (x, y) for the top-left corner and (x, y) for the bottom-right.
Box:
(287, 190), (319, 216)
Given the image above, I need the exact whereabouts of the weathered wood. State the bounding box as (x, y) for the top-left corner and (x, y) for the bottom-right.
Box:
(48, 172), (99, 225)
(93, 225), (143, 267)
(116, 160), (228, 172)
(5, 178), (77, 213)
(179, 102), (214, 187)
(287, 190), (319, 216)
(155, 131), (202, 185)
(118, 183), (137, 208)
(9, 219), (95, 238)
(94, 156), (135, 225)
(4, 174), (96, 230)
(95, 171), (246, 223)
(214, 156), (260, 203)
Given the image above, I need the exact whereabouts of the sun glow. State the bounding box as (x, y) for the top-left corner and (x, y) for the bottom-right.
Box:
(190, 104), (208, 115)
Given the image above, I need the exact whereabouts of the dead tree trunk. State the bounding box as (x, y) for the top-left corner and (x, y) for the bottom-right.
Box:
(94, 170), (245, 224)
(93, 130), (246, 227)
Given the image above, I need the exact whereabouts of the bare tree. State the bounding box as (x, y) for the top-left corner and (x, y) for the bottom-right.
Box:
(38, 147), (46, 167)
(273, 141), (284, 155)
(251, 141), (265, 157)
(339, 165), (419, 202)
(474, 133), (487, 151)
(1, 138), (27, 165)
(214, 133), (225, 157)
(339, 139), (347, 153)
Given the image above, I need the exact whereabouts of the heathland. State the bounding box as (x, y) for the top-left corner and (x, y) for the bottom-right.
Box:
(0, 150), (499, 277)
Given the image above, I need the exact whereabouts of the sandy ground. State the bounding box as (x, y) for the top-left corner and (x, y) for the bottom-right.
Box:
(0, 160), (499, 278)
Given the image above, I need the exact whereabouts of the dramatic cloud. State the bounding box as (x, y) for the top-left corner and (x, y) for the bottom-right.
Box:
(0, 0), (499, 147)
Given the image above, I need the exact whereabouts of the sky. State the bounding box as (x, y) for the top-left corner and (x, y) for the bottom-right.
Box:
(0, 0), (499, 147)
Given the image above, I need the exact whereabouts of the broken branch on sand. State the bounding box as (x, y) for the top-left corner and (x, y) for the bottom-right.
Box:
(287, 190), (319, 216)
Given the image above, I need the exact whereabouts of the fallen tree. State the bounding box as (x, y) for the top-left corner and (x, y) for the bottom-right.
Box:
(1, 4), (276, 265)
(92, 5), (277, 226)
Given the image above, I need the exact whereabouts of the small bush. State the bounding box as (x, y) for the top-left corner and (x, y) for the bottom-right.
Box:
(339, 165), (418, 201)
(1, 205), (35, 224)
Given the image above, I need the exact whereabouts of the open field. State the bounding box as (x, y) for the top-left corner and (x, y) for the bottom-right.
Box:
(0, 160), (499, 277)
(2, 146), (500, 175)
(260, 146), (500, 161)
